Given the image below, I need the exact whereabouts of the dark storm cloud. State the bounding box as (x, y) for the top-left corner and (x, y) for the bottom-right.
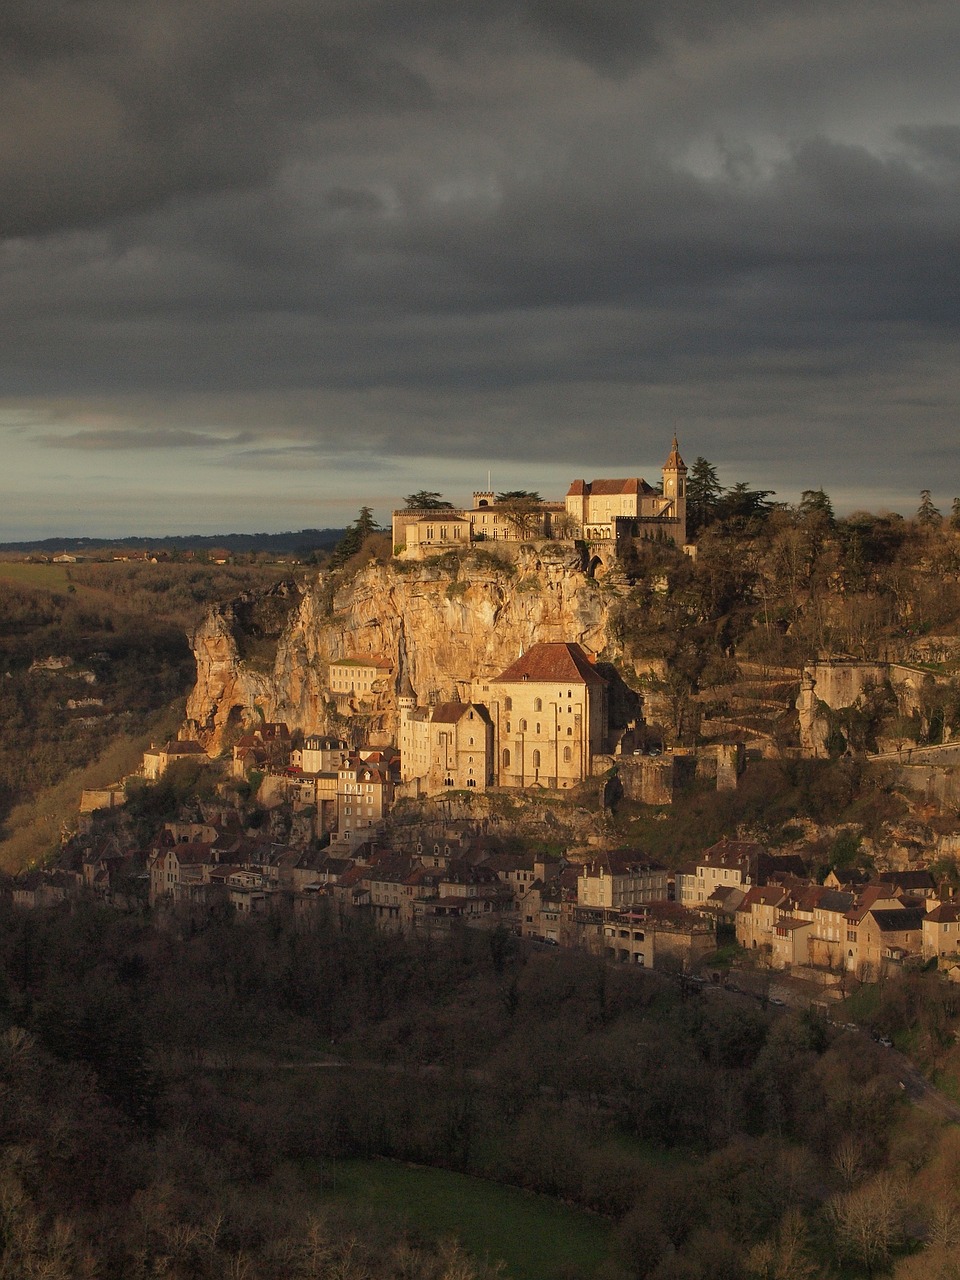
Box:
(0, 0), (435, 236)
(2, 0), (960, 525)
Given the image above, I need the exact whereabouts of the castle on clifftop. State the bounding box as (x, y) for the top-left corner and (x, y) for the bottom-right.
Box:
(391, 436), (688, 562)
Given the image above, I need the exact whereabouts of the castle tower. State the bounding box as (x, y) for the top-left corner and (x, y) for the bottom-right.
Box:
(661, 435), (687, 542)
(397, 671), (418, 781)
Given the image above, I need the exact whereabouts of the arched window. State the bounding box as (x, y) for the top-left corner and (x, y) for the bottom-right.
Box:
(503, 748), (511, 769)
(519, 719), (527, 731)
(504, 696), (512, 711)
(535, 723), (540, 734)
(567, 727), (573, 735)
(563, 746), (572, 763)
(532, 750), (541, 769)
(534, 697), (542, 712)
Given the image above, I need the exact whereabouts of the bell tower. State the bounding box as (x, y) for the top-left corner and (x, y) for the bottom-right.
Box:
(662, 435), (688, 542)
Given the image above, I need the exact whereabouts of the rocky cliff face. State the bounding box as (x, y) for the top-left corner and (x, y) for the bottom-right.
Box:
(187, 545), (623, 753)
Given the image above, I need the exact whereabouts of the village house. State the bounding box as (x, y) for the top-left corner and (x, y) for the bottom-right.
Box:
(295, 735), (350, 774)
(576, 853), (669, 910)
(923, 899), (960, 962)
(589, 903), (714, 971)
(735, 885), (790, 955)
(142, 737), (207, 781)
(676, 839), (770, 906)
(789, 885), (855, 969)
(335, 758), (395, 845)
(328, 656), (394, 715)
(848, 907), (926, 978)
(231, 723), (292, 778)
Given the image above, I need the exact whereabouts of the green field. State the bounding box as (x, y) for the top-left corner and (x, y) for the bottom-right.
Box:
(0, 561), (74, 592)
(308, 1157), (612, 1280)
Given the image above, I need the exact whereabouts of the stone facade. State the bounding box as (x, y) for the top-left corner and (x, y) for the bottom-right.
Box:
(391, 437), (687, 560)
(398, 699), (494, 794)
(475, 641), (609, 790)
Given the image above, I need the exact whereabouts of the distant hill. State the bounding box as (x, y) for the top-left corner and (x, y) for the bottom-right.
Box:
(0, 528), (346, 555)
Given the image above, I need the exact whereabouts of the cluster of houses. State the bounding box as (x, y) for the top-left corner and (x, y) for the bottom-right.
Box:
(16, 802), (960, 985)
(677, 837), (960, 980)
(144, 825), (715, 971)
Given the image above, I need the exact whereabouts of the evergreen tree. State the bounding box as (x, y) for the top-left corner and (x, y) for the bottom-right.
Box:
(330, 506), (380, 567)
(951, 497), (960, 531)
(686, 457), (723, 535)
(713, 481), (776, 528)
(798, 488), (835, 527)
(403, 491), (453, 510)
(917, 489), (942, 529)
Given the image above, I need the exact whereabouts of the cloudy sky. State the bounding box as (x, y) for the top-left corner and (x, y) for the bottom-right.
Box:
(2, 0), (959, 537)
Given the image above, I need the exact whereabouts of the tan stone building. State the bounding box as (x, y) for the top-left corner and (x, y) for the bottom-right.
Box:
(923, 899), (960, 961)
(392, 492), (567, 557)
(398, 698), (494, 794)
(391, 437), (688, 558)
(296, 735), (350, 775)
(565, 438), (687, 546)
(328, 657), (394, 715)
(847, 907), (925, 977)
(476, 641), (609, 789)
(337, 759), (394, 840)
(577, 854), (668, 910)
(594, 904), (714, 971)
(676, 839), (771, 907)
(735, 885), (790, 955)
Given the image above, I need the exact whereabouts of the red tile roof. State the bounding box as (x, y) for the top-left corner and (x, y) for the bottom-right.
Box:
(493, 642), (606, 687)
(566, 478), (656, 497)
(925, 902), (960, 924)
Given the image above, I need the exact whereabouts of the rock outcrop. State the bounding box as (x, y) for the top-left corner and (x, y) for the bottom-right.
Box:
(188, 545), (623, 754)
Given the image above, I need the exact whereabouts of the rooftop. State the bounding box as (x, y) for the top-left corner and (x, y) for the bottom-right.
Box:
(493, 641), (606, 687)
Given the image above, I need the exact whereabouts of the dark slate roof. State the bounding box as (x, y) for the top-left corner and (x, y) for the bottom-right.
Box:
(869, 907), (925, 933)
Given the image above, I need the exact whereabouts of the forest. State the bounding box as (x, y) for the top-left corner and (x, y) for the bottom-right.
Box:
(1, 898), (959, 1279)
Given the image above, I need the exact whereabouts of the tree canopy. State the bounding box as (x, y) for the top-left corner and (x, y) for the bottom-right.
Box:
(686, 457), (724, 535)
(403, 491), (454, 511)
(917, 489), (943, 529)
(330, 506), (381, 567)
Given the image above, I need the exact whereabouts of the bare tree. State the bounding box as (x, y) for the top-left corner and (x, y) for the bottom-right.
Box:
(828, 1172), (907, 1276)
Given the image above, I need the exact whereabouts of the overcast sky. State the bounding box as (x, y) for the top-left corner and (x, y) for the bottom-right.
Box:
(2, 0), (959, 537)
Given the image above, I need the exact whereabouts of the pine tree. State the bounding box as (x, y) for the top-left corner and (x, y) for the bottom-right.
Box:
(917, 490), (942, 529)
(402, 491), (453, 510)
(798, 488), (835, 527)
(330, 506), (380, 567)
(951, 497), (960, 531)
(686, 457), (723, 535)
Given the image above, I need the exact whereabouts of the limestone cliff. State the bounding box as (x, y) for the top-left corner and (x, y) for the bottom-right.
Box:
(187, 545), (624, 754)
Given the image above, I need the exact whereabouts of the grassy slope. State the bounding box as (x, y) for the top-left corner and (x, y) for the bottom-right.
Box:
(310, 1157), (611, 1280)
